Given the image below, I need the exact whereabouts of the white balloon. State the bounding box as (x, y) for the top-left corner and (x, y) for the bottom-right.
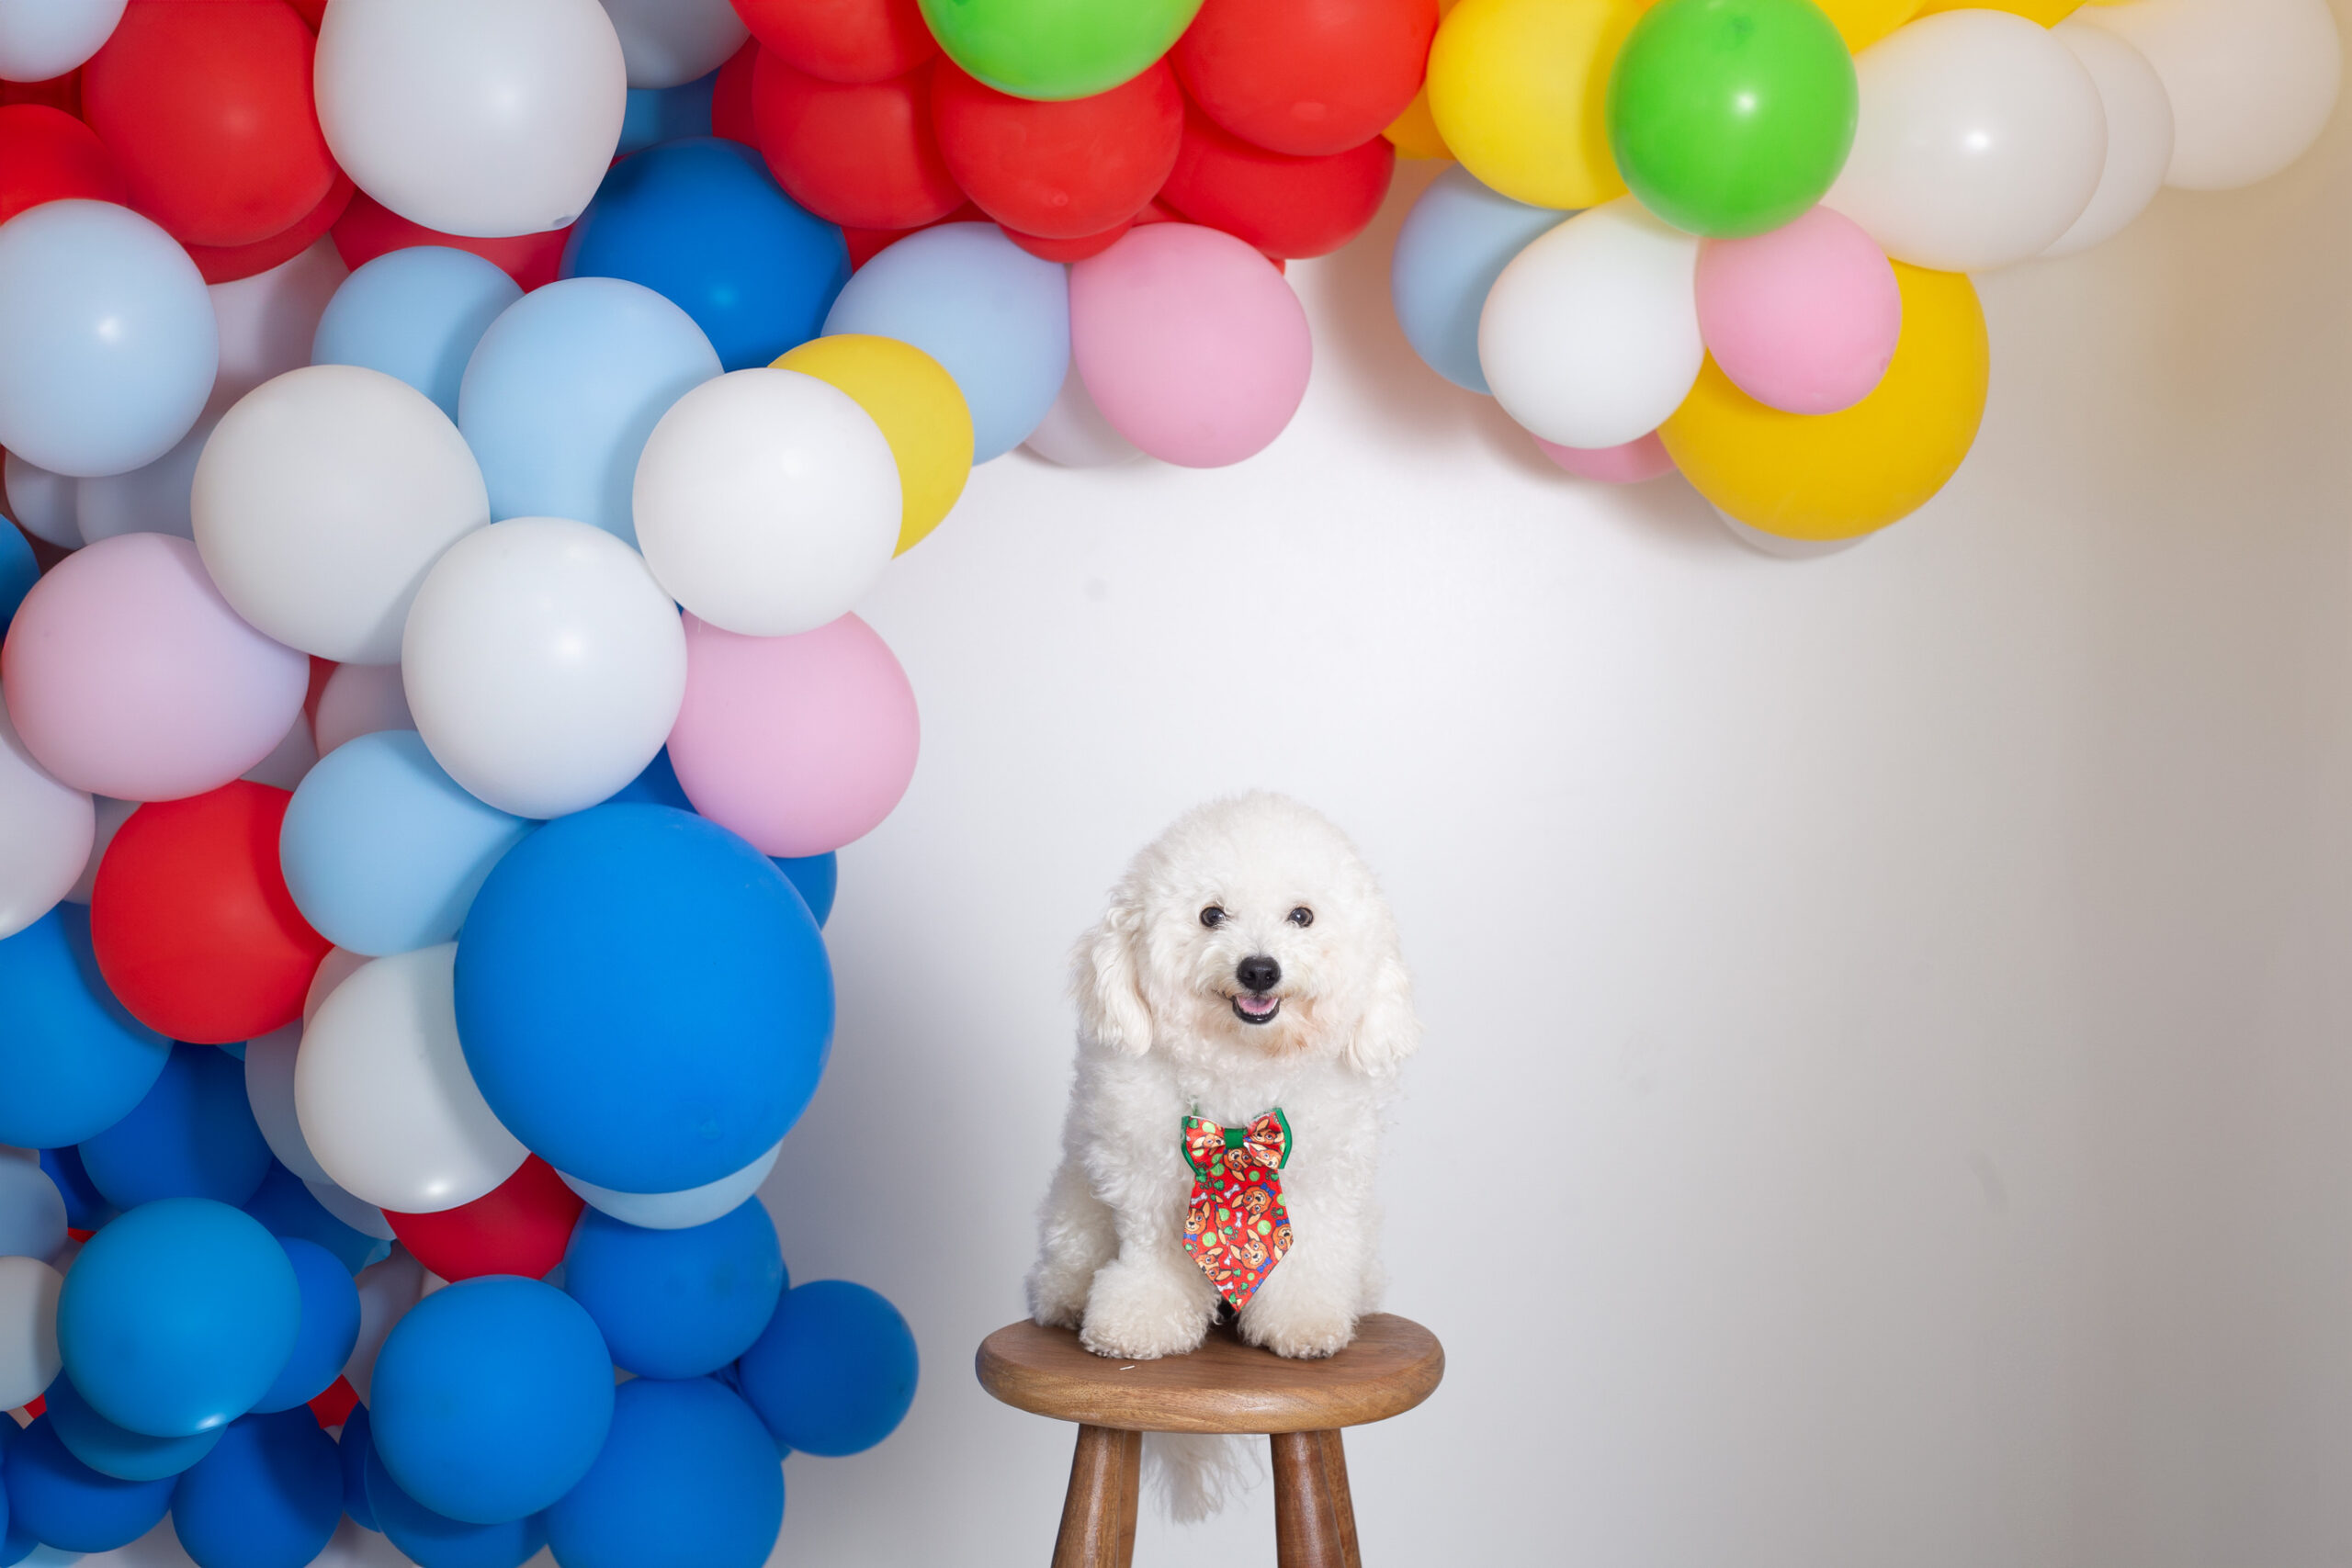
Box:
(194, 365), (490, 664)
(1714, 509), (1870, 559)
(560, 1141), (782, 1231)
(1024, 360), (1143, 468)
(245, 1021), (334, 1186)
(313, 662), (416, 756)
(243, 710), (320, 792)
(345, 1247), (426, 1402)
(2082, 0), (2340, 191)
(295, 944), (526, 1214)
(598, 0), (747, 88)
(2041, 22), (2177, 259)
(0, 1255), (62, 1410)
(0, 0), (124, 82)
(209, 240), (348, 416)
(64, 795), (134, 906)
(1826, 11), (2106, 273)
(633, 368), (900, 638)
(0, 698), (94, 941)
(305, 1176), (398, 1242)
(1477, 198), (1702, 452)
(316, 0), (628, 239)
(5, 450), (80, 549)
(305, 946), (370, 1023)
(74, 412), (215, 544)
(402, 516), (687, 818)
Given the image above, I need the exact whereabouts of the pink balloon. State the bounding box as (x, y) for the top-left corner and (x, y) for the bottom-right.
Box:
(1069, 222), (1312, 468)
(1533, 432), (1676, 484)
(667, 613), (919, 859)
(1, 534), (308, 801)
(1694, 207), (1901, 417)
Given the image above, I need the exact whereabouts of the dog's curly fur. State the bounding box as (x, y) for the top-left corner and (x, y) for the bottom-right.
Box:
(1027, 794), (1419, 1515)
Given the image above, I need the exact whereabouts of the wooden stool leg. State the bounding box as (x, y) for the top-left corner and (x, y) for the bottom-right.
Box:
(1271, 1428), (1363, 1568)
(1051, 1424), (1141, 1568)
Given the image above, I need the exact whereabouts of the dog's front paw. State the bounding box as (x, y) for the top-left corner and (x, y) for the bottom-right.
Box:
(1078, 1259), (1214, 1360)
(1238, 1294), (1357, 1360)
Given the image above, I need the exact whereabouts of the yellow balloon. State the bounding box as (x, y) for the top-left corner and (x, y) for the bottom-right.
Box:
(1384, 87), (1453, 159)
(1424, 0), (1648, 209)
(773, 334), (974, 557)
(1815, 0), (1924, 51)
(1659, 264), (1988, 542)
(1911, 0), (2080, 22)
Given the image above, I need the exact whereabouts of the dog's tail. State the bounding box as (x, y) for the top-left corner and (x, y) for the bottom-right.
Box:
(1144, 1432), (1262, 1523)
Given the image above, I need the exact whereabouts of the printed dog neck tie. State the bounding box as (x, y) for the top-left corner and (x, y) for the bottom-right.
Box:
(1181, 1109), (1293, 1306)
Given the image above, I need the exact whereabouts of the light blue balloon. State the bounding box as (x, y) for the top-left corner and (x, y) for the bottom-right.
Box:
(0, 200), (219, 479)
(0, 1156), (66, 1262)
(1390, 166), (1574, 396)
(280, 730), (535, 957)
(820, 222), (1069, 462)
(458, 277), (720, 546)
(311, 248), (524, 423)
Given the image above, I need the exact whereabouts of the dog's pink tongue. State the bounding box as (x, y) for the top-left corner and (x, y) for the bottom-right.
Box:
(1239, 994), (1277, 1015)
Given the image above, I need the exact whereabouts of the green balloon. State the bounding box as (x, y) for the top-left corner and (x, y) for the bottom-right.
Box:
(917, 0), (1204, 102)
(1606, 0), (1858, 239)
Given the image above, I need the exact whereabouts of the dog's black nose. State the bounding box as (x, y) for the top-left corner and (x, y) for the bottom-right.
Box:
(1236, 955), (1281, 993)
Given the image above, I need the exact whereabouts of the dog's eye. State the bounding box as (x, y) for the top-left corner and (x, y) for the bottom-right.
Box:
(1288, 907), (1313, 927)
(1200, 906), (1227, 928)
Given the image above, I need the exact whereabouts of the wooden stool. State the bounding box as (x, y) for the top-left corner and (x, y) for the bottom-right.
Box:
(976, 1314), (1444, 1568)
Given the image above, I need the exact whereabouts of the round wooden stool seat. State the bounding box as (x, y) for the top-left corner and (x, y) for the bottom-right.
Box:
(977, 1314), (1443, 1434)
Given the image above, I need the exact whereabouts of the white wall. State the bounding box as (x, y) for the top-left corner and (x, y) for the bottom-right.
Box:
(763, 66), (2352, 1568)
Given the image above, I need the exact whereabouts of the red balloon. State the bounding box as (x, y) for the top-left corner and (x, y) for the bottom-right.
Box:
(307, 1377), (357, 1430)
(712, 39), (761, 144)
(89, 782), (331, 1045)
(383, 1157), (584, 1283)
(0, 105), (126, 228)
(1158, 103), (1394, 259)
(81, 0), (336, 249)
(333, 191), (571, 291)
(282, 0), (327, 28)
(733, 0), (934, 85)
(752, 53), (964, 231)
(0, 73), (81, 117)
(184, 170), (356, 285)
(1001, 220), (1133, 263)
(1172, 0), (1438, 156)
(841, 199), (982, 270)
(931, 61), (1181, 240)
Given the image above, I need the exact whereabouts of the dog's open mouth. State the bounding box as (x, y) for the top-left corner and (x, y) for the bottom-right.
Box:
(1231, 992), (1282, 1026)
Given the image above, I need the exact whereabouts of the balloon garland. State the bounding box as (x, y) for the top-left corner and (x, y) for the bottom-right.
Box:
(0, 0), (2336, 1565)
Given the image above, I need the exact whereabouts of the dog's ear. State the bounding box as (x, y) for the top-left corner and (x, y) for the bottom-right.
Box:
(1345, 946), (1420, 1077)
(1071, 892), (1153, 1055)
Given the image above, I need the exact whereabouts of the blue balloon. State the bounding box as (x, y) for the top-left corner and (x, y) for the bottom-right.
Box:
(458, 276), (721, 546)
(564, 1198), (785, 1379)
(544, 1376), (784, 1568)
(369, 1276), (613, 1525)
(821, 222), (1069, 461)
(734, 1280), (917, 1457)
(0, 1418), (174, 1553)
(0, 907), (171, 1149)
(77, 1043), (272, 1210)
(775, 852), (837, 928)
(171, 1409), (342, 1568)
(216, 1039), (245, 1061)
(455, 806), (832, 1193)
(564, 139), (848, 372)
(248, 1239), (361, 1415)
(242, 1161), (384, 1276)
(617, 73), (717, 155)
(311, 248), (523, 423)
(0, 522), (33, 635)
(35, 1146), (112, 1234)
(280, 730), (535, 955)
(336, 1404), (378, 1532)
(0, 200), (217, 479)
(57, 1198), (300, 1439)
(1390, 164), (1573, 396)
(41, 1372), (222, 1483)
(0, 1156), (66, 1261)
(363, 1441), (546, 1568)
(601, 747), (692, 811)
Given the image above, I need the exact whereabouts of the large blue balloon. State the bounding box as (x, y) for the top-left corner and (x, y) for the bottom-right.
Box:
(363, 1440), (547, 1568)
(734, 1280), (918, 1457)
(457, 276), (720, 546)
(35, 1145), (112, 1234)
(0, 200), (217, 479)
(564, 138), (849, 373)
(248, 1238), (362, 1414)
(564, 1198), (786, 1379)
(280, 729), (535, 956)
(171, 1409), (342, 1568)
(57, 1198), (300, 1439)
(76, 1043), (272, 1210)
(0, 907), (171, 1149)
(544, 1376), (784, 1568)
(241, 1161), (384, 1276)
(0, 521), (33, 636)
(0, 1417), (174, 1553)
(41, 1371), (222, 1483)
(821, 222), (1069, 461)
(0, 1156), (66, 1261)
(336, 1403), (378, 1532)
(311, 247), (523, 423)
(617, 74), (716, 154)
(368, 1276), (613, 1525)
(1390, 164), (1573, 396)
(455, 806), (832, 1193)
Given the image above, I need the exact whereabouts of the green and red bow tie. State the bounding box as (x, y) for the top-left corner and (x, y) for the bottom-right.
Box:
(1182, 1109), (1294, 1307)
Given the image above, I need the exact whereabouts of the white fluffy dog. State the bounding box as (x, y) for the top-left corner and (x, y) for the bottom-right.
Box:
(1028, 793), (1419, 1372)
